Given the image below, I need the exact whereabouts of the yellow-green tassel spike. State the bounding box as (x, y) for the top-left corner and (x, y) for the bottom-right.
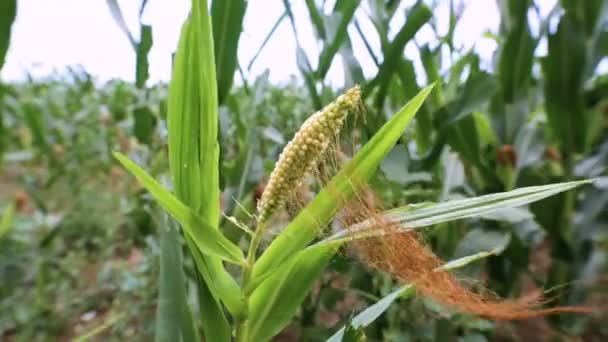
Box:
(257, 86), (362, 224)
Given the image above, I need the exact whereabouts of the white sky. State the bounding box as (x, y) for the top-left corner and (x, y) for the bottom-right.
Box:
(1, 0), (559, 86)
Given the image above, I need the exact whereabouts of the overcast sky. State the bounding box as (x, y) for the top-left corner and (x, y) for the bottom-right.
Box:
(1, 0), (562, 86)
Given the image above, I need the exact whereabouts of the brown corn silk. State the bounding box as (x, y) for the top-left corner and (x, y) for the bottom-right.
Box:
(343, 195), (592, 320)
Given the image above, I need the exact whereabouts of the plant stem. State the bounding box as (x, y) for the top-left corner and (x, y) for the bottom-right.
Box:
(561, 150), (575, 252)
(235, 221), (266, 342)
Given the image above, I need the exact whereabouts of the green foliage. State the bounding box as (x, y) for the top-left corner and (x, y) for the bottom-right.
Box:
(0, 201), (15, 239)
(0, 0), (16, 72)
(114, 152), (244, 264)
(247, 243), (339, 341)
(106, 0), (155, 143)
(212, 0), (247, 105)
(1, 0), (607, 341)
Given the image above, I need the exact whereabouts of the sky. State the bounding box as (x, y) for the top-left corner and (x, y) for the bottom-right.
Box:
(0, 0), (559, 86)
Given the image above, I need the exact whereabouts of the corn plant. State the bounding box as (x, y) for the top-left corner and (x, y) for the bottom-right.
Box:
(106, 0), (156, 144)
(114, 1), (594, 341)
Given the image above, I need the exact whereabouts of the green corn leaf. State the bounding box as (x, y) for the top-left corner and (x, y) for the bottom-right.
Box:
(211, 0), (247, 104)
(0, 0), (16, 72)
(197, 272), (232, 342)
(316, 0), (359, 79)
(0, 200), (15, 240)
(113, 152), (244, 264)
(155, 217), (197, 342)
(133, 106), (156, 145)
(105, 0), (136, 47)
(419, 44), (444, 106)
(22, 100), (50, 156)
(296, 46), (322, 109)
(305, 0), (326, 39)
(138, 0), (150, 18)
(497, 1), (536, 102)
(283, 0), (322, 109)
(247, 243), (340, 342)
(189, 243), (243, 315)
(327, 250), (497, 342)
(542, 13), (588, 154)
(369, 3), (432, 108)
(169, 5), (220, 223)
(135, 24), (153, 88)
(166, 1), (242, 337)
(157, 11), (197, 342)
(249, 84), (435, 289)
(450, 72), (499, 124)
(328, 180), (593, 241)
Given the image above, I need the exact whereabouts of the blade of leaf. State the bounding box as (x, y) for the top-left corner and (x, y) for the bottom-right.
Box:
(105, 0), (136, 48)
(328, 180), (593, 241)
(113, 152), (244, 264)
(368, 3), (432, 108)
(138, 0), (150, 18)
(168, 1), (244, 332)
(197, 271), (232, 342)
(155, 216), (198, 342)
(305, 0), (326, 39)
(247, 243), (340, 342)
(316, 0), (359, 79)
(283, 0), (322, 109)
(211, 0), (247, 104)
(135, 24), (153, 88)
(0, 200), (15, 240)
(542, 12), (588, 155)
(249, 84), (435, 289)
(0, 0), (16, 72)
(188, 241), (244, 315)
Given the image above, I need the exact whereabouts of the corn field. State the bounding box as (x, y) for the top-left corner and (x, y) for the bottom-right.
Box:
(1, 0), (607, 341)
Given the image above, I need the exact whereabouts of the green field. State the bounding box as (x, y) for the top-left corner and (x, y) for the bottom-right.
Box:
(1, 0), (607, 341)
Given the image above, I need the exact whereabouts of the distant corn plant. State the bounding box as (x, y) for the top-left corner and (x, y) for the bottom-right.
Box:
(113, 0), (593, 341)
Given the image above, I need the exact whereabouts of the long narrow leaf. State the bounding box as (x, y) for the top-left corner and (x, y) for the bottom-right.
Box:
(328, 180), (593, 241)
(135, 24), (153, 88)
(197, 272), (231, 342)
(305, 0), (326, 39)
(105, 0), (136, 47)
(211, 0), (247, 104)
(0, 0), (16, 71)
(316, 0), (360, 79)
(113, 152), (244, 264)
(0, 200), (15, 240)
(168, 0), (243, 330)
(368, 3), (432, 106)
(247, 243), (340, 342)
(155, 217), (197, 342)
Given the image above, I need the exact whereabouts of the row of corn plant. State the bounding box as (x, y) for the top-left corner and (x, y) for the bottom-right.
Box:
(106, 0), (157, 145)
(114, 1), (596, 340)
(1, 0), (604, 339)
